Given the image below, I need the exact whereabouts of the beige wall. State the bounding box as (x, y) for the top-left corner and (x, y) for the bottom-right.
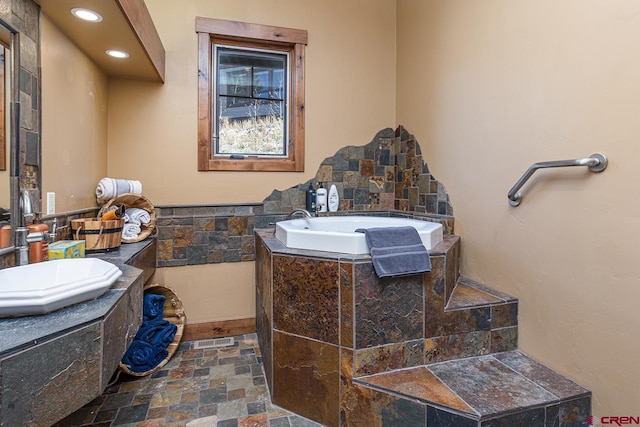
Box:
(107, 0), (397, 204)
(105, 1), (396, 328)
(38, 0), (638, 415)
(151, 263), (256, 323)
(41, 15), (109, 213)
(397, 0), (640, 415)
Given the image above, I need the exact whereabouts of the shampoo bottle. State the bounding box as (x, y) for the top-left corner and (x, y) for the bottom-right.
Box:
(328, 184), (339, 212)
(316, 183), (327, 212)
(305, 183), (316, 213)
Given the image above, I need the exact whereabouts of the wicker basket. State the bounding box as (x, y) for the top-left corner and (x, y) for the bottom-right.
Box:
(119, 283), (185, 377)
(70, 218), (124, 253)
(98, 193), (156, 243)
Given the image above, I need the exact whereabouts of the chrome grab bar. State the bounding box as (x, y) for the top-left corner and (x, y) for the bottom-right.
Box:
(508, 153), (607, 207)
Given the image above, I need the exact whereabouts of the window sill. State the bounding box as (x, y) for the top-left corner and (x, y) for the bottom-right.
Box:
(201, 157), (304, 172)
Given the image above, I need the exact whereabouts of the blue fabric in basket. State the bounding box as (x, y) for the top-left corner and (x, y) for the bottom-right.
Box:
(136, 318), (177, 347)
(122, 295), (178, 373)
(121, 340), (168, 373)
(143, 293), (165, 321)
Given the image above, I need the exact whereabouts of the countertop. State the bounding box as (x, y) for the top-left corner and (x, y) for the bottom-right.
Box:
(0, 239), (155, 357)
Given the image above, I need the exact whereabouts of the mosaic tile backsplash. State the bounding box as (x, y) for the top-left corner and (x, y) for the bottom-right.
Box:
(155, 126), (454, 267)
(263, 126), (453, 215)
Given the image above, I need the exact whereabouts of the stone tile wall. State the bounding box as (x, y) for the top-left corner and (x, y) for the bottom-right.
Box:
(155, 204), (265, 267)
(263, 126), (453, 216)
(156, 126), (454, 267)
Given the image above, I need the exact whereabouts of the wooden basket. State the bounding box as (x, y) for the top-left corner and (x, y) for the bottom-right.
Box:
(70, 218), (124, 253)
(119, 284), (185, 377)
(98, 193), (156, 244)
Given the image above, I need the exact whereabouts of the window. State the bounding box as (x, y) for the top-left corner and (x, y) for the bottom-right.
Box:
(215, 45), (287, 157)
(197, 18), (307, 171)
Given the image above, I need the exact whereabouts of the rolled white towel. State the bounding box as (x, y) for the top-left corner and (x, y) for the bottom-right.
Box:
(124, 208), (151, 225)
(122, 223), (141, 240)
(96, 178), (143, 204)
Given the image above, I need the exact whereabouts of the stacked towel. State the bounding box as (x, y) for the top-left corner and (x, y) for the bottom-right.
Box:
(356, 226), (431, 278)
(122, 207), (151, 240)
(96, 178), (143, 204)
(146, 319), (178, 347)
(121, 292), (178, 373)
(137, 319), (178, 348)
(122, 224), (141, 240)
(121, 341), (168, 374)
(143, 293), (165, 322)
(125, 208), (151, 225)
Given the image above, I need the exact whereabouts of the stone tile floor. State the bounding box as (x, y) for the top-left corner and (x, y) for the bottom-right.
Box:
(54, 334), (323, 427)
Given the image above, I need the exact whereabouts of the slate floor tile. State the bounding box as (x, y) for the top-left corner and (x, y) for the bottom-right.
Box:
(54, 334), (322, 427)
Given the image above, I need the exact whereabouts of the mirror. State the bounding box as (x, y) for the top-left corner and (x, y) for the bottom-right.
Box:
(0, 18), (16, 249)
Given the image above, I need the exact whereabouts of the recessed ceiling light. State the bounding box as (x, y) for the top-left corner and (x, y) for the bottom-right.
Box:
(106, 49), (129, 59)
(71, 8), (103, 23)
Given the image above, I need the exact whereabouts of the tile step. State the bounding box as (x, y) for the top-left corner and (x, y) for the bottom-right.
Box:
(354, 350), (590, 424)
(446, 276), (518, 311)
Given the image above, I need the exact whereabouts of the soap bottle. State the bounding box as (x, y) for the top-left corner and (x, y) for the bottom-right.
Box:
(305, 183), (316, 213)
(28, 216), (49, 263)
(316, 183), (327, 212)
(328, 184), (339, 212)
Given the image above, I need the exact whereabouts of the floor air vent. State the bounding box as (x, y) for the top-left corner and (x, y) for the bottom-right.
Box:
(193, 337), (235, 350)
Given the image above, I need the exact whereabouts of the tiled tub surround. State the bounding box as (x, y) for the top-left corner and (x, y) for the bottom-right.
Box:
(255, 232), (591, 426)
(154, 205), (453, 268)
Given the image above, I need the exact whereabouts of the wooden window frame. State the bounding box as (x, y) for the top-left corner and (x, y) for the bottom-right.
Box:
(197, 17), (307, 172)
(0, 45), (5, 171)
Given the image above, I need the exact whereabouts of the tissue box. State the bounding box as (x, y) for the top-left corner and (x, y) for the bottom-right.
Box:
(48, 240), (86, 259)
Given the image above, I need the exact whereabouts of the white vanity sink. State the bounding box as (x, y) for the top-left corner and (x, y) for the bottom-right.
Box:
(0, 258), (122, 317)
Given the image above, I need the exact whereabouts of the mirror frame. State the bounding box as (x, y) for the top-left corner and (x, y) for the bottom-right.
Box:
(0, 17), (19, 252)
(0, 0), (42, 265)
(0, 45), (5, 171)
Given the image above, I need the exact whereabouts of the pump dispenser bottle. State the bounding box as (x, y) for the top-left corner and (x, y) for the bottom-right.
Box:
(305, 183), (316, 213)
(316, 183), (327, 212)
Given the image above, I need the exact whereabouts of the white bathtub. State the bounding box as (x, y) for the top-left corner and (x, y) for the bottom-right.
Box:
(275, 216), (443, 254)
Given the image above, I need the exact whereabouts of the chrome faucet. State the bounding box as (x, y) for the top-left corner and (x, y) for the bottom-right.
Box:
(16, 190), (33, 265)
(19, 190), (34, 226)
(286, 208), (312, 220)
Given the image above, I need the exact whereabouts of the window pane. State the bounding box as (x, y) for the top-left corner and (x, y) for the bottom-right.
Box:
(217, 98), (286, 156)
(215, 46), (288, 157)
(219, 68), (251, 97)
